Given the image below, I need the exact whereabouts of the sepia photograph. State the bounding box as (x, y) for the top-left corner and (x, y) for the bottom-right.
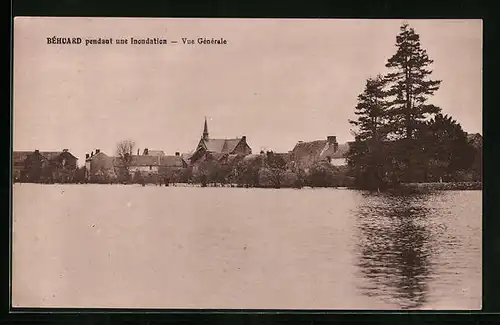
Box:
(12, 17), (482, 310)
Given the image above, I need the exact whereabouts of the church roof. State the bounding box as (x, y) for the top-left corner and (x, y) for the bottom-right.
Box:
(201, 138), (243, 154)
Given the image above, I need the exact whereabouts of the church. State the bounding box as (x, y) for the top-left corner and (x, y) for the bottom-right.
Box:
(189, 118), (252, 164)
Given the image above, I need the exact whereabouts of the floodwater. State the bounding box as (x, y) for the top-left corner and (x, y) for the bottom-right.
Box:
(12, 184), (481, 309)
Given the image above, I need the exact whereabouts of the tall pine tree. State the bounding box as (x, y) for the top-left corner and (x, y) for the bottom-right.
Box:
(385, 23), (442, 140)
(349, 75), (389, 141)
(348, 75), (389, 189)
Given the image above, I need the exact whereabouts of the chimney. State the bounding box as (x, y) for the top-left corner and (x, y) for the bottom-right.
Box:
(85, 153), (89, 159)
(95, 149), (100, 154)
(137, 149), (140, 156)
(241, 135), (246, 141)
(327, 136), (338, 152)
(63, 149), (69, 152)
(34, 149), (39, 154)
(91, 151), (94, 157)
(175, 152), (180, 156)
(143, 148), (149, 156)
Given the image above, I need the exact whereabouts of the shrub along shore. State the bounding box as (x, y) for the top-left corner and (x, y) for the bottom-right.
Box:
(393, 181), (482, 193)
(15, 177), (482, 192)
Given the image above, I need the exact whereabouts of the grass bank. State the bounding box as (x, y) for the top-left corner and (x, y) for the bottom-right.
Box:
(394, 181), (482, 193)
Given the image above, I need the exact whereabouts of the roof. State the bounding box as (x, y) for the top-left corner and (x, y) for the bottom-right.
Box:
(13, 151), (37, 163)
(291, 140), (350, 163)
(181, 152), (193, 160)
(132, 155), (160, 166)
(323, 143), (349, 159)
(13, 150), (78, 163)
(113, 155), (185, 168)
(86, 151), (109, 161)
(144, 150), (165, 156)
(160, 155), (185, 168)
(113, 155), (158, 166)
(292, 140), (328, 162)
(466, 133), (482, 149)
(180, 153), (193, 165)
(201, 138), (243, 154)
(242, 154), (265, 164)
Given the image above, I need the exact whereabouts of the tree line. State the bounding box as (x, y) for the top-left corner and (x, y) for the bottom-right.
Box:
(189, 151), (352, 188)
(85, 151), (353, 188)
(347, 23), (481, 190)
(81, 140), (354, 188)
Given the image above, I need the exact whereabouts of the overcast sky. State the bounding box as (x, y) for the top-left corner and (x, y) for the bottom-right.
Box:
(13, 18), (482, 164)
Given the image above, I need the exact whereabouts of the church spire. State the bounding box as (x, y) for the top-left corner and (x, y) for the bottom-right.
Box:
(203, 117), (209, 140)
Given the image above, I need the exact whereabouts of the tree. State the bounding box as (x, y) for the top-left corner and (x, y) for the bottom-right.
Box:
(133, 170), (144, 185)
(116, 139), (135, 181)
(307, 161), (340, 188)
(347, 76), (390, 189)
(385, 23), (442, 140)
(74, 166), (86, 183)
(259, 151), (287, 188)
(233, 156), (263, 187)
(378, 23), (443, 183)
(422, 113), (476, 181)
(192, 154), (219, 185)
(349, 75), (389, 142)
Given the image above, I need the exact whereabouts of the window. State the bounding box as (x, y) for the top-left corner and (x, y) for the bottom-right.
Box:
(149, 165), (152, 170)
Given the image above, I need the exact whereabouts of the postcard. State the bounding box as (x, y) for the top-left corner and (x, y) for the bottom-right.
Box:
(12, 17), (482, 310)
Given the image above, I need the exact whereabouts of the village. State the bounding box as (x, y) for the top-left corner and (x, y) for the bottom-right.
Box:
(13, 113), (483, 189)
(12, 117), (354, 188)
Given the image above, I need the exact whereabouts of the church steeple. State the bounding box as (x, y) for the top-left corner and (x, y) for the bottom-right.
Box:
(202, 117), (209, 140)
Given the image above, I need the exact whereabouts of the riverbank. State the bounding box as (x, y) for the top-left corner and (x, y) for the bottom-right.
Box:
(395, 181), (482, 193)
(13, 181), (482, 192)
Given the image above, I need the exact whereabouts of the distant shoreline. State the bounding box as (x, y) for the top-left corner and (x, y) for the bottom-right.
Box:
(395, 182), (482, 192)
(13, 181), (482, 192)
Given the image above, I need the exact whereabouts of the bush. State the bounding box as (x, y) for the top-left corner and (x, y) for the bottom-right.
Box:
(282, 170), (299, 188)
(307, 162), (340, 187)
(258, 167), (282, 188)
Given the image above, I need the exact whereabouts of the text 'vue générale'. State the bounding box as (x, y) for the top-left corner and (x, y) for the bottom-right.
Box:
(46, 37), (229, 46)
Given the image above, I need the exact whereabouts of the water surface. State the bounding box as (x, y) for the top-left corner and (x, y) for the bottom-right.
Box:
(12, 184), (481, 309)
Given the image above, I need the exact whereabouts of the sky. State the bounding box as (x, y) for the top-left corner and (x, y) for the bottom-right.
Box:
(13, 18), (482, 164)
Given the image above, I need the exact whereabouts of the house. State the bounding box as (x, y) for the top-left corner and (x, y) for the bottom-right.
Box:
(158, 153), (188, 176)
(13, 151), (38, 181)
(13, 149), (78, 182)
(290, 136), (350, 171)
(466, 133), (482, 181)
(112, 149), (187, 179)
(466, 133), (482, 149)
(83, 147), (187, 182)
(84, 149), (116, 181)
(189, 118), (252, 164)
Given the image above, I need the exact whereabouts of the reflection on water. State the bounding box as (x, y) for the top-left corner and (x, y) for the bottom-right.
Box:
(12, 185), (481, 309)
(354, 193), (442, 309)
